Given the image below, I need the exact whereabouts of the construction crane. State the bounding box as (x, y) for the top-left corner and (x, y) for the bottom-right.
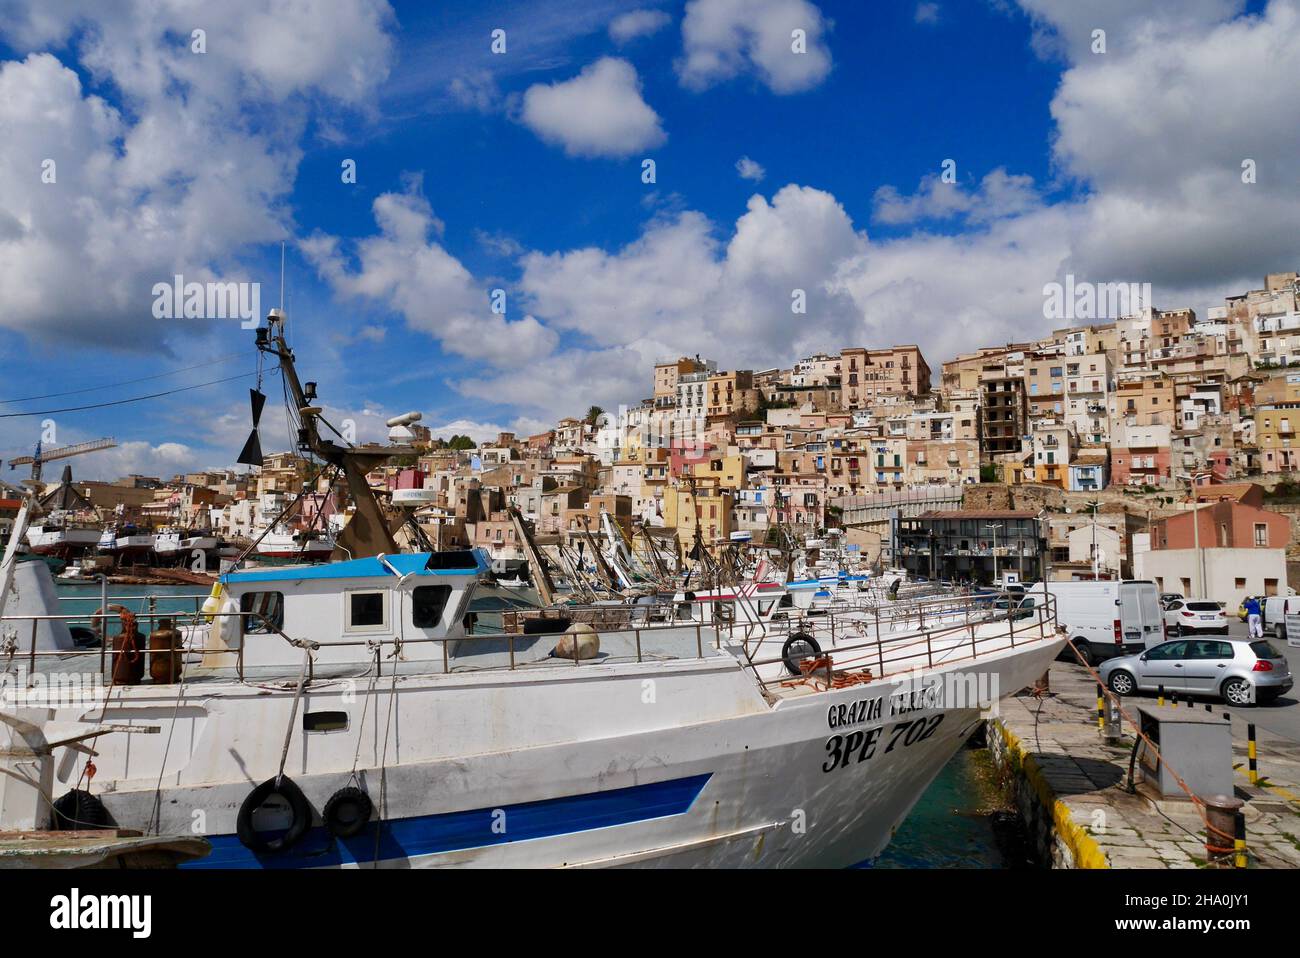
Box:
(0, 436), (117, 615)
(9, 437), (118, 485)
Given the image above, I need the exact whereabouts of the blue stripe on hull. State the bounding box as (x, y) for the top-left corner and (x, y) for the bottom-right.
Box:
(184, 773), (712, 869)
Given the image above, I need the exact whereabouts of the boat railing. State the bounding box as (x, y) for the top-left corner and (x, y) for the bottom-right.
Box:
(0, 590), (1058, 693)
(742, 589), (1061, 695)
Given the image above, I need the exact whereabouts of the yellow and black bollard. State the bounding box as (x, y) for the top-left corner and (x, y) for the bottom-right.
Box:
(1234, 812), (1247, 869)
(1157, 684), (1165, 706)
(1097, 683), (1105, 732)
(1247, 723), (1258, 785)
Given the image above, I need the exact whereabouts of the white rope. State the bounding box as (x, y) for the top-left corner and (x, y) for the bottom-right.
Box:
(275, 638), (318, 787)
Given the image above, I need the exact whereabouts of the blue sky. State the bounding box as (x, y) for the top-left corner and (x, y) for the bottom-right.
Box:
(0, 0), (1295, 479)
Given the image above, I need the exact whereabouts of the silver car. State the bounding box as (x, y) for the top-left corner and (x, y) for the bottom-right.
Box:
(1099, 636), (1294, 707)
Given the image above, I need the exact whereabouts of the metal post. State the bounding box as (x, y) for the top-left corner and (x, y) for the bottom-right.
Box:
(1234, 812), (1247, 869)
(1096, 683), (1105, 732)
(1247, 723), (1258, 785)
(99, 573), (108, 680)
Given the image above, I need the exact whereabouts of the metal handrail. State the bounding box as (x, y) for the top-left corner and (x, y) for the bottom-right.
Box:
(2, 589), (1058, 695)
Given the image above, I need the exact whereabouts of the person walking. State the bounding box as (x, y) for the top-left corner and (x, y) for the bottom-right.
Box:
(1245, 595), (1264, 639)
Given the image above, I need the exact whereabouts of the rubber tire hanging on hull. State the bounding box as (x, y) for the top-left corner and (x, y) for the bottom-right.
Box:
(237, 776), (313, 854)
(322, 786), (373, 839)
(782, 632), (822, 676)
(50, 788), (110, 830)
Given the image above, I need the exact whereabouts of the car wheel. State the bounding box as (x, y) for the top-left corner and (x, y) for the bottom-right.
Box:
(1108, 670), (1136, 696)
(1277, 624), (1287, 641)
(1072, 639), (1093, 666)
(1222, 677), (1255, 708)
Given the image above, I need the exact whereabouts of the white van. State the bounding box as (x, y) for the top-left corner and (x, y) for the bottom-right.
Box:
(1026, 580), (1165, 665)
(1264, 595), (1300, 642)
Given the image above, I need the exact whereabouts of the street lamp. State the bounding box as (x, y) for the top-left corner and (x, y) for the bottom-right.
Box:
(1175, 472), (1209, 598)
(1086, 499), (1101, 580)
(987, 522), (1003, 585)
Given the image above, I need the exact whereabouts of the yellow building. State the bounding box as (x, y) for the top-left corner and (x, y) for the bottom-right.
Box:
(689, 453), (746, 490)
(664, 481), (734, 550)
(1256, 402), (1300, 473)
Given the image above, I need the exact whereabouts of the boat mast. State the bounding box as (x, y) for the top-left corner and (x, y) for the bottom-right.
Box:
(255, 312), (412, 559)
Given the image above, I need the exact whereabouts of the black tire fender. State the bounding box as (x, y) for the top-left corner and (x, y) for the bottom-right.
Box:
(237, 776), (313, 854)
(782, 632), (822, 676)
(322, 786), (373, 839)
(50, 788), (111, 831)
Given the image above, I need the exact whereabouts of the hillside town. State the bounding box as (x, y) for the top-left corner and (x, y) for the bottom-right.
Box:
(12, 272), (1300, 610)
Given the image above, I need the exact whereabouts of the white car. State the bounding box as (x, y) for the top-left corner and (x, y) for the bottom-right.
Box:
(1164, 598), (1229, 636)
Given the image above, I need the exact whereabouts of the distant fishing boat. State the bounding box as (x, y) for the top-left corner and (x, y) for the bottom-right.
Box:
(251, 525), (335, 561)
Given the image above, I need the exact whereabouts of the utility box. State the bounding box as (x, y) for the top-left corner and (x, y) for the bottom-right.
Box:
(1136, 704), (1233, 799)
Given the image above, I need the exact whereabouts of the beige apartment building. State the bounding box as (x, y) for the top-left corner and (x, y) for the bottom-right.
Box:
(840, 345), (931, 408)
(654, 356), (713, 410)
(1112, 374), (1176, 428)
(706, 369), (756, 418)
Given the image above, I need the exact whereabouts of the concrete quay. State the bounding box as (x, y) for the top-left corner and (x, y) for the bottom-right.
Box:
(988, 659), (1300, 868)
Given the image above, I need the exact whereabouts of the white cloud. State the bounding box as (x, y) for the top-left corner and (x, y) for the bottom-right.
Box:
(872, 168), (1040, 225)
(0, 0), (395, 350)
(735, 155), (766, 181)
(610, 9), (672, 43)
(303, 189), (559, 366)
(915, 3), (940, 24)
(1012, 0), (1242, 60)
(467, 184), (868, 422)
(520, 57), (666, 157)
(425, 419), (512, 444)
(677, 0), (832, 94)
(448, 69), (500, 112)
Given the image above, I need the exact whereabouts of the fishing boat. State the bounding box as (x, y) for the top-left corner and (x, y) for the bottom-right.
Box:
(154, 526), (220, 568)
(25, 515), (102, 559)
(251, 524), (335, 561)
(112, 526), (155, 564)
(0, 545), (1063, 869)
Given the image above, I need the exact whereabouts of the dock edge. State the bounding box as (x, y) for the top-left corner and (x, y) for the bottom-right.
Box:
(986, 718), (1110, 869)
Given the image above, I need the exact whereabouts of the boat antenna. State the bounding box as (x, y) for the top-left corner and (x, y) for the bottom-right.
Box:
(279, 240), (287, 348)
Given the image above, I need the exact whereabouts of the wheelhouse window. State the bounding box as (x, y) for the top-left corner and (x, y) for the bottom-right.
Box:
(241, 591), (284, 634)
(346, 590), (388, 632)
(411, 585), (453, 629)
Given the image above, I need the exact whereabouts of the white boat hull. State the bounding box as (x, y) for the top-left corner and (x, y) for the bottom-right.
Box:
(29, 630), (1060, 869)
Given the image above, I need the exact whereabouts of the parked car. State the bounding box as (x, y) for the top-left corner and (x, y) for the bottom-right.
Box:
(1159, 592), (1184, 610)
(1163, 598), (1229, 635)
(1100, 636), (1293, 706)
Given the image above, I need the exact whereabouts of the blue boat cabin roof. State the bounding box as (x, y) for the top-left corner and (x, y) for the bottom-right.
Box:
(222, 549), (490, 585)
